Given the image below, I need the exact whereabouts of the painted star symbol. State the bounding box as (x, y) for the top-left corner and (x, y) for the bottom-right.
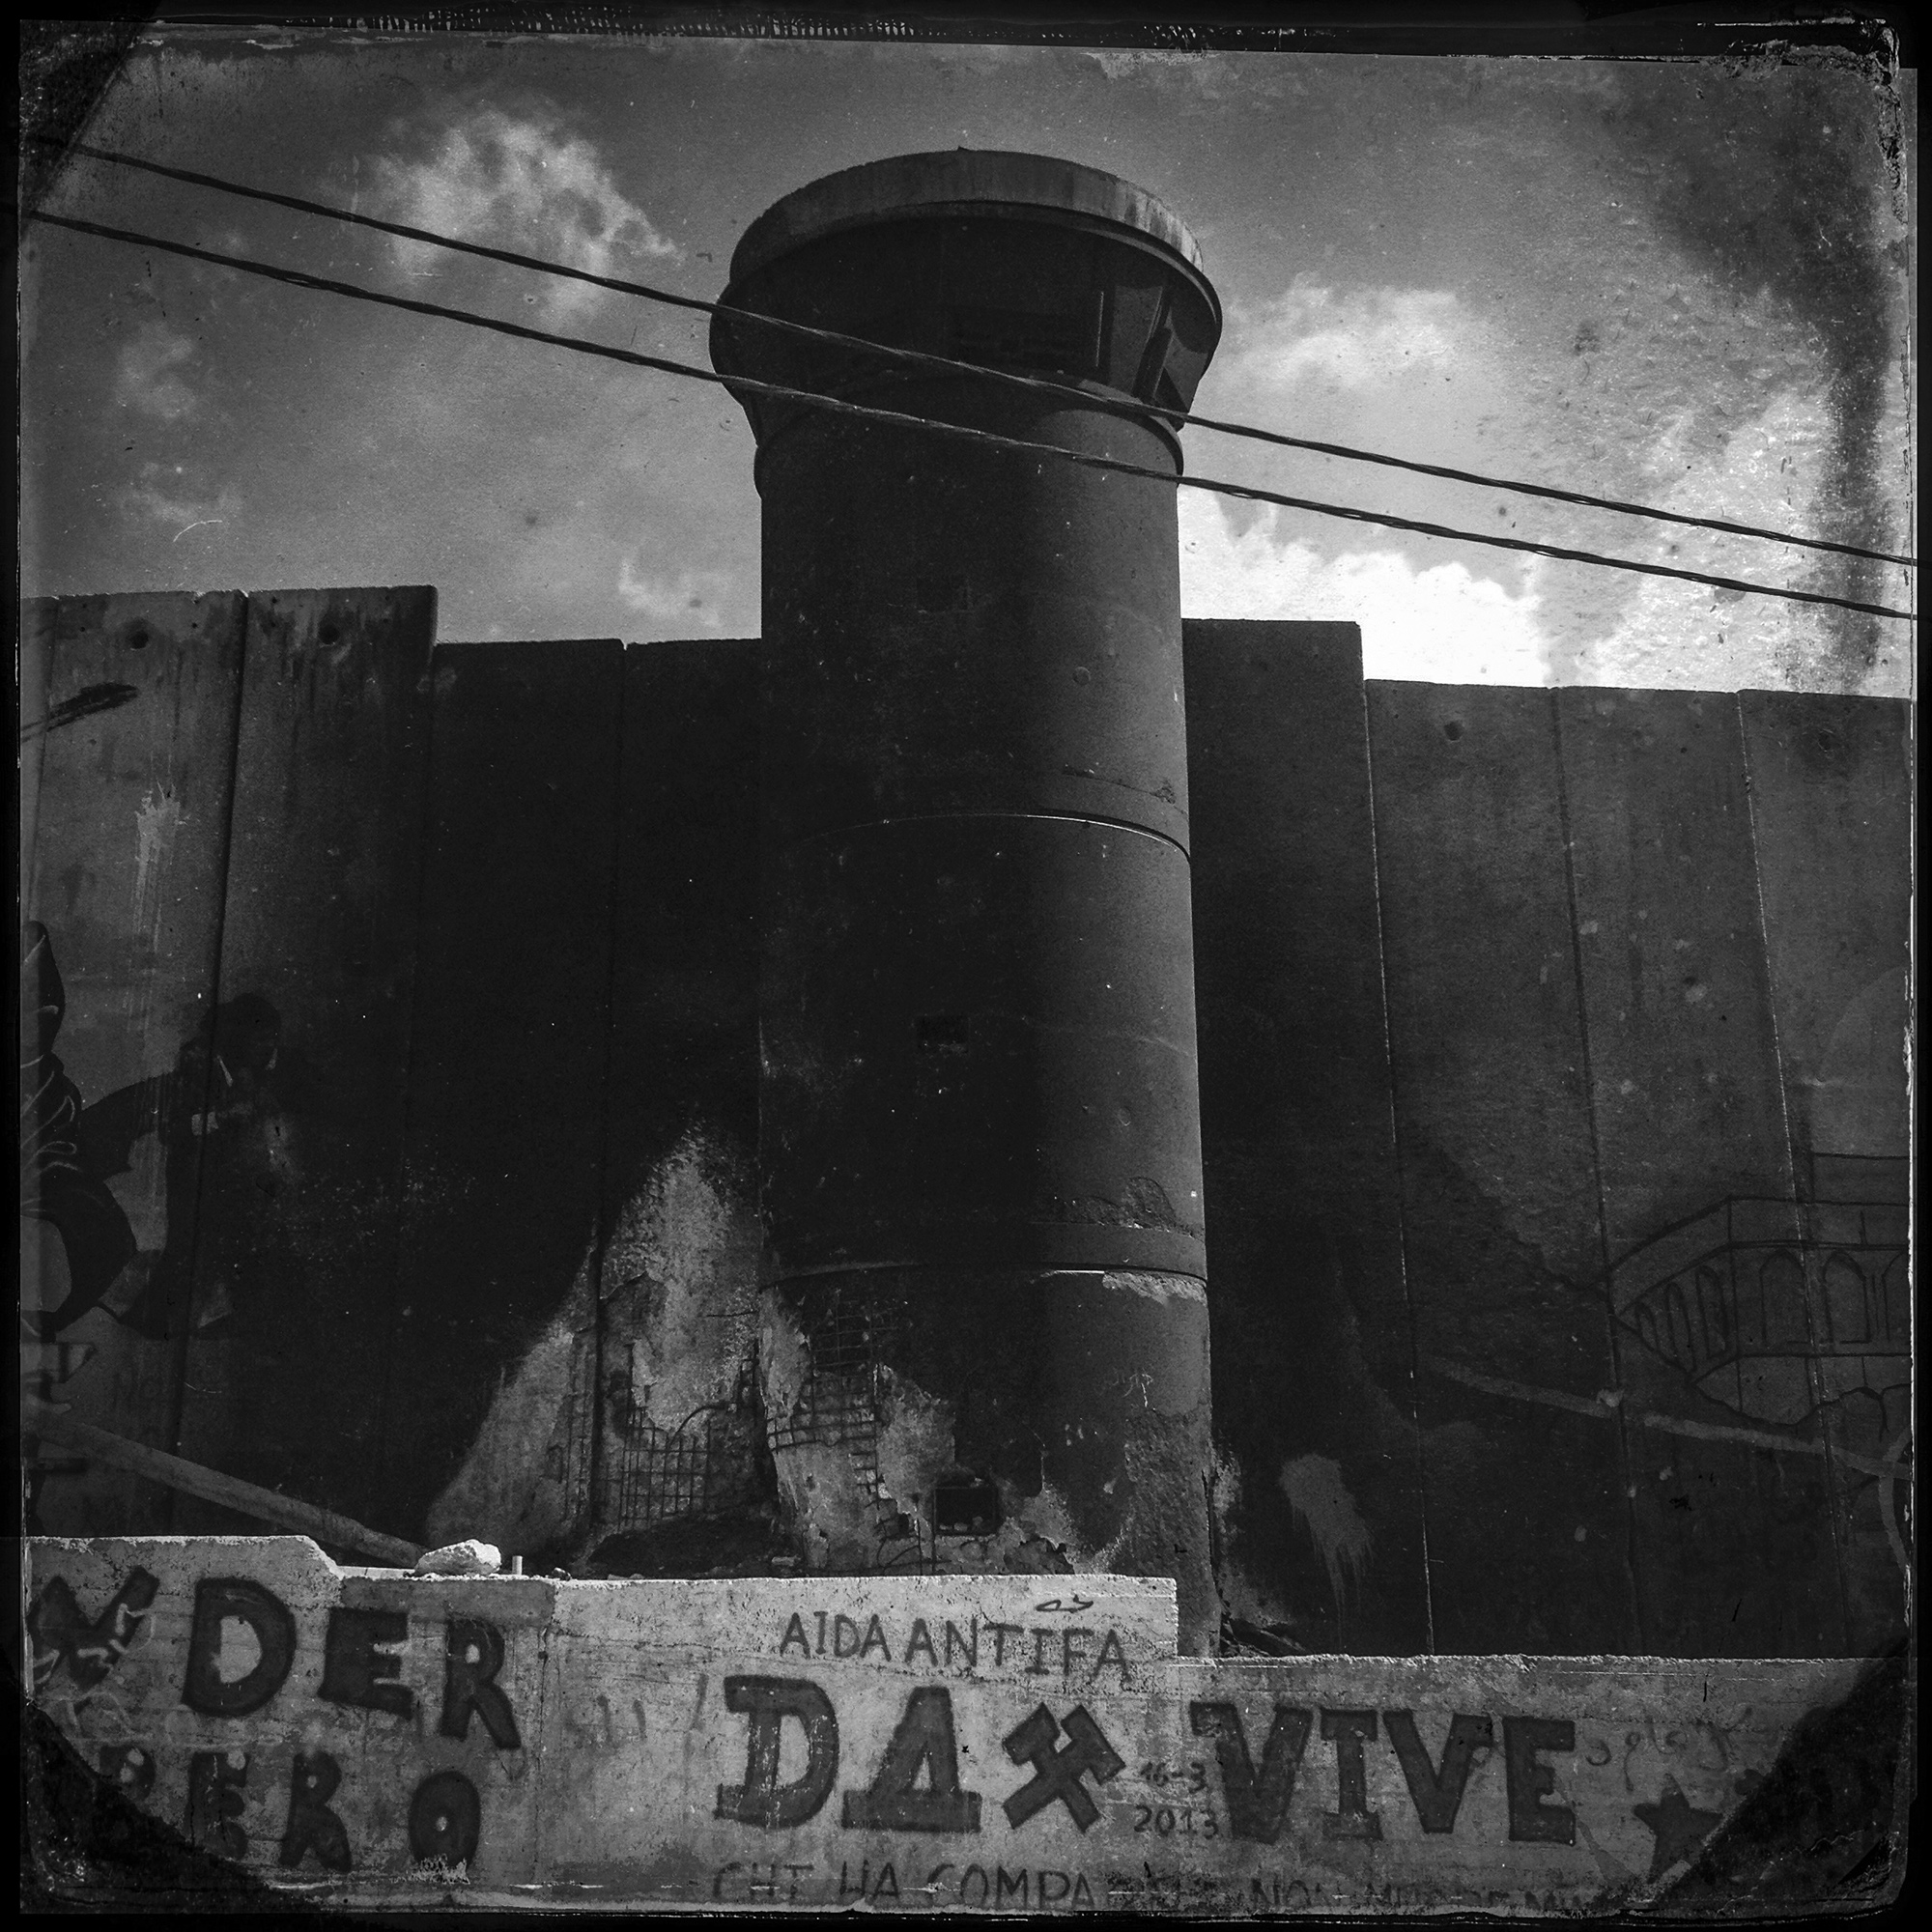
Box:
(1633, 1776), (1724, 1881)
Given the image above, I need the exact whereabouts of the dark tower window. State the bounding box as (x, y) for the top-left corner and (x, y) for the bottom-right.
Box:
(915, 1012), (970, 1053)
(949, 305), (1091, 375)
(934, 1478), (1002, 1536)
(914, 571), (971, 614)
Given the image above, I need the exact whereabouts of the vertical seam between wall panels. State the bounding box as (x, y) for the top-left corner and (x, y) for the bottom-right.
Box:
(1358, 681), (1436, 1656)
(582, 641), (632, 1552)
(1908, 699), (1918, 1651)
(1549, 687), (1648, 1653)
(1737, 692), (1858, 1652)
(527, 1595), (548, 1887)
(1907, 703), (1918, 1581)
(162, 593), (250, 1504)
(18, 604), (52, 922)
(20, 609), (56, 1493)
(371, 603), (443, 1525)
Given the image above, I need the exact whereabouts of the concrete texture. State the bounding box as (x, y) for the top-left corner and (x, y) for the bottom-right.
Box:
(26, 1538), (1889, 1914)
(168, 587), (440, 1535)
(1559, 687), (1843, 1659)
(1368, 679), (1639, 1655)
(21, 588), (440, 1548)
(585, 639), (769, 1574)
(1734, 691), (1911, 1657)
(382, 640), (624, 1543)
(21, 592), (246, 1537)
(1184, 622), (1429, 1655)
(1737, 691), (1912, 1164)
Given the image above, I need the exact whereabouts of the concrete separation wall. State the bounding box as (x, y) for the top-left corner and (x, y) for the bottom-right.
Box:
(21, 602), (1911, 1662)
(24, 1538), (1897, 1914)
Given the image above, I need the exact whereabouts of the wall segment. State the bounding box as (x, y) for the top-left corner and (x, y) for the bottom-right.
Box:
(20, 603), (1910, 1662)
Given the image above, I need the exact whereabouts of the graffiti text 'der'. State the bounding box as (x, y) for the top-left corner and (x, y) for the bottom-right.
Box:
(32, 1568), (521, 1869)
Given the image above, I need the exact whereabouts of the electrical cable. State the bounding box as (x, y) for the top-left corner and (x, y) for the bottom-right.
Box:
(35, 131), (1918, 574)
(28, 207), (1918, 625)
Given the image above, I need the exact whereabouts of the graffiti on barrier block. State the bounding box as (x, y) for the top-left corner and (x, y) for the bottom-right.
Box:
(24, 1538), (1885, 1912)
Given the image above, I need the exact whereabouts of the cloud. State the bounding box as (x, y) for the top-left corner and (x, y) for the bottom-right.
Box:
(192, 223), (257, 259)
(118, 461), (241, 536)
(1218, 277), (1466, 393)
(617, 557), (729, 632)
(368, 108), (681, 324)
(1567, 382), (1910, 696)
(114, 323), (201, 423)
(1080, 48), (1154, 80)
(1076, 46), (1295, 102)
(1179, 492), (1551, 685)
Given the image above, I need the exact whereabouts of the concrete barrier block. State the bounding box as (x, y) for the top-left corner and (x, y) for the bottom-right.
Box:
(25, 1540), (1889, 1913)
(1160, 1654), (1867, 1913)
(26, 1537), (552, 1897)
(536, 1572), (1177, 1905)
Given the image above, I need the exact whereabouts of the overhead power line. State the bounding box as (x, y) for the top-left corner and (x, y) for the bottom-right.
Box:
(36, 132), (1918, 574)
(29, 207), (1918, 625)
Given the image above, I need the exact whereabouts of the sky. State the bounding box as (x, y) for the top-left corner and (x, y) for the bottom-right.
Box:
(19, 30), (1917, 694)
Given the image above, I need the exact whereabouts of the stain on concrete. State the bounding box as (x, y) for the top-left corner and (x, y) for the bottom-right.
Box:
(1205, 1201), (1429, 1654)
(423, 1257), (593, 1561)
(872, 1373), (956, 1538)
(1811, 968), (1911, 1153)
(582, 1123), (771, 1572)
(423, 1122), (773, 1573)
(1662, 1647), (1908, 1908)
(598, 1125), (760, 1434)
(22, 1683), (279, 1909)
(754, 1268), (1213, 1644)
(1277, 1453), (1375, 1615)
(131, 785), (184, 951)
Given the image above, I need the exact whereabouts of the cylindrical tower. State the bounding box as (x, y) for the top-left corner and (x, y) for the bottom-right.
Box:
(711, 151), (1223, 1650)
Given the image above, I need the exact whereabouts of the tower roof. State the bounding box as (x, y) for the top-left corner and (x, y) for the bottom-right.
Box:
(729, 149), (1208, 285)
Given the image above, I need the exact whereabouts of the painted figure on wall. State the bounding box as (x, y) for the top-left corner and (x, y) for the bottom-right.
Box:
(20, 922), (307, 1348)
(79, 989), (305, 1343)
(20, 922), (137, 1339)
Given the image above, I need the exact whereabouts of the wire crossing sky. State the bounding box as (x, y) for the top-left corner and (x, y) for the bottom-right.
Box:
(35, 208), (1917, 625)
(19, 31), (1916, 692)
(36, 132), (1918, 575)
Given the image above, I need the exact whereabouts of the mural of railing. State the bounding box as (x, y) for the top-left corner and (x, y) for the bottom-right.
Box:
(604, 1399), (764, 1534)
(1608, 1179), (1908, 1427)
(764, 1285), (930, 1575)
